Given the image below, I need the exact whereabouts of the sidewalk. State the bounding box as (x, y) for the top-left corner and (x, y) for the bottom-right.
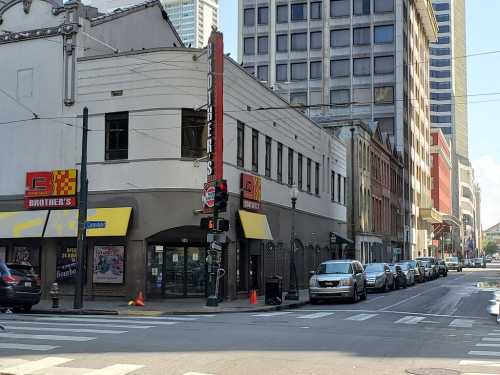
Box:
(31, 290), (309, 316)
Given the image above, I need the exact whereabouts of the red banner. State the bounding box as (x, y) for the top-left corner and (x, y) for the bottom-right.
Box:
(24, 169), (78, 209)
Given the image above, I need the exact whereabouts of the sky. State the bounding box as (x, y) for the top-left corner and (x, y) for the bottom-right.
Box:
(219, 0), (500, 230)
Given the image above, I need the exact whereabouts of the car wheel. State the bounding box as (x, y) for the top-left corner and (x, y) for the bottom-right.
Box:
(384, 281), (390, 292)
(444, 272), (448, 277)
(23, 305), (33, 312)
(403, 279), (407, 288)
(360, 286), (367, 301)
(352, 286), (359, 303)
(310, 298), (319, 305)
(12, 307), (23, 313)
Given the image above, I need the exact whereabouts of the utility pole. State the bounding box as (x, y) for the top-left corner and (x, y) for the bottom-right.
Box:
(350, 126), (356, 260)
(74, 107), (89, 310)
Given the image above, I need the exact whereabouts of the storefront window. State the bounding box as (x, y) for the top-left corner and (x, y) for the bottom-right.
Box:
(92, 245), (125, 284)
(56, 247), (77, 282)
(9, 246), (40, 274)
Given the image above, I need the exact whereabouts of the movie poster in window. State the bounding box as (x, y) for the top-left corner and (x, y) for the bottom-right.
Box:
(93, 246), (125, 284)
(0, 247), (6, 262)
(56, 247), (77, 282)
(9, 246), (40, 273)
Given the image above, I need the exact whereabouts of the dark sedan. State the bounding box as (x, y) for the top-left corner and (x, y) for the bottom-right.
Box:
(0, 261), (41, 312)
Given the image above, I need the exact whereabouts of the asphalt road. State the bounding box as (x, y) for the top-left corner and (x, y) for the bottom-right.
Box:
(1, 264), (500, 375)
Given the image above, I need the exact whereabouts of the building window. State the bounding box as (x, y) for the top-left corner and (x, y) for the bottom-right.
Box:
(375, 117), (394, 135)
(298, 154), (303, 190)
(277, 143), (283, 183)
(244, 65), (255, 76)
(430, 70), (451, 78)
(331, 171), (336, 201)
(439, 25), (450, 33)
(252, 129), (259, 172)
(257, 65), (268, 81)
(290, 92), (307, 106)
(276, 34), (288, 53)
(353, 0), (370, 15)
(105, 112), (129, 160)
(307, 158), (312, 192)
(353, 87), (371, 106)
(431, 115), (452, 123)
(353, 57), (370, 76)
(265, 136), (271, 177)
(337, 174), (341, 202)
(431, 92), (452, 100)
(343, 178), (346, 204)
(277, 4), (288, 23)
(374, 25), (394, 43)
(330, 0), (349, 17)
(433, 3), (450, 11)
(291, 32), (307, 51)
(258, 6), (268, 25)
(437, 36), (450, 44)
(237, 121), (245, 168)
(330, 89), (350, 106)
(330, 29), (350, 47)
(353, 27), (370, 45)
(243, 37), (254, 55)
(374, 86), (394, 104)
(430, 59), (451, 67)
(374, 55), (394, 74)
(243, 8), (255, 26)
(431, 103), (452, 112)
(310, 31), (322, 49)
(291, 3), (307, 20)
(276, 64), (288, 81)
(436, 14), (450, 22)
(331, 59), (350, 77)
(288, 148), (294, 185)
(315, 162), (320, 195)
(258, 36), (268, 54)
(310, 1), (322, 19)
(374, 0), (393, 13)
(291, 62), (307, 80)
(310, 61), (322, 79)
(430, 47), (451, 56)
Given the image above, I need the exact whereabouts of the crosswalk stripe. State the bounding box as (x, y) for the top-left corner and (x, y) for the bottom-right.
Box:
(0, 343), (59, 351)
(394, 316), (426, 325)
(476, 343), (500, 348)
(111, 316), (198, 321)
(346, 314), (378, 321)
(459, 360), (500, 367)
(488, 333), (500, 336)
(483, 338), (500, 342)
(0, 357), (72, 374)
(468, 351), (500, 357)
(296, 312), (334, 319)
(0, 332), (95, 342)
(449, 319), (474, 328)
(80, 364), (144, 375)
(36, 317), (177, 326)
(1, 326), (127, 334)
(0, 320), (153, 329)
(252, 312), (293, 317)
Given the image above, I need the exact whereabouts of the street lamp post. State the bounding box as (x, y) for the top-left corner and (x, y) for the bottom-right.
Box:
(286, 185), (299, 301)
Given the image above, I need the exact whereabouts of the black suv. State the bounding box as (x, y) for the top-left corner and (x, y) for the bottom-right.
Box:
(0, 261), (41, 312)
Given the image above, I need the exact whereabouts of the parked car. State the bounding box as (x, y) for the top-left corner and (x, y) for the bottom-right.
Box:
(398, 262), (416, 286)
(364, 263), (395, 292)
(309, 260), (367, 304)
(0, 261), (41, 312)
(436, 259), (448, 277)
(474, 257), (487, 269)
(445, 256), (463, 272)
(389, 264), (407, 289)
(417, 257), (438, 279)
(486, 256), (493, 263)
(405, 259), (426, 283)
(420, 260), (436, 281)
(464, 258), (474, 268)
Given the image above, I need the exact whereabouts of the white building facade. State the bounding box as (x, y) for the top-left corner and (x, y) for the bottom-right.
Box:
(0, 0), (346, 299)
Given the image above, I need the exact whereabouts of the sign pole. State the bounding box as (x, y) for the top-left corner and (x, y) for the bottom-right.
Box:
(74, 107), (89, 310)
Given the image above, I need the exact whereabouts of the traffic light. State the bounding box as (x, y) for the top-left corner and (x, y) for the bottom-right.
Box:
(214, 179), (228, 212)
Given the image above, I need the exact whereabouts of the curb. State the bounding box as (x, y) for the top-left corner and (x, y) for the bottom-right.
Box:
(29, 309), (119, 316)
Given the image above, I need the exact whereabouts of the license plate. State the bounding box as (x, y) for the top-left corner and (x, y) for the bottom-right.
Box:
(324, 282), (335, 287)
(24, 282), (32, 287)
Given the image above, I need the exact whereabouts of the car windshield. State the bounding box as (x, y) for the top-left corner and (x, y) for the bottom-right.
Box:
(421, 261), (430, 267)
(317, 262), (352, 275)
(408, 260), (416, 268)
(365, 264), (384, 272)
(446, 257), (458, 262)
(388, 265), (396, 271)
(398, 263), (409, 271)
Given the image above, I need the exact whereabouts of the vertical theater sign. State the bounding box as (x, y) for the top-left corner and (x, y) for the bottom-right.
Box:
(24, 169), (78, 209)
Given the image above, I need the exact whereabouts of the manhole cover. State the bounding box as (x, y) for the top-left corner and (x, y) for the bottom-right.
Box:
(405, 369), (461, 375)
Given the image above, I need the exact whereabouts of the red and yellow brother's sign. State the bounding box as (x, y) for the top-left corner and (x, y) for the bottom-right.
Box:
(25, 169), (78, 209)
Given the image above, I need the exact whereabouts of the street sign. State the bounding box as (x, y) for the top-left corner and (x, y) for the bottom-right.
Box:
(207, 232), (227, 244)
(211, 242), (222, 251)
(85, 221), (106, 229)
(329, 232), (337, 245)
(202, 183), (216, 210)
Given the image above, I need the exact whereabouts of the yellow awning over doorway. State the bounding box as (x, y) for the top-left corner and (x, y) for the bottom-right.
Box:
(238, 210), (273, 240)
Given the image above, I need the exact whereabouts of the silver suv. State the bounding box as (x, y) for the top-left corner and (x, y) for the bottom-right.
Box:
(309, 260), (367, 304)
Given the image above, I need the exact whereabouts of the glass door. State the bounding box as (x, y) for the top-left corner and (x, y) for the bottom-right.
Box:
(186, 247), (206, 297)
(164, 247), (185, 297)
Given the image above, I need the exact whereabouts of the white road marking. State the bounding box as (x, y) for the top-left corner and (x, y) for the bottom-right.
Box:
(0, 343), (58, 351)
(0, 357), (72, 374)
(476, 343), (500, 348)
(468, 351), (500, 357)
(394, 316), (426, 325)
(115, 316), (198, 321)
(0, 332), (95, 342)
(81, 364), (144, 375)
(483, 338), (500, 342)
(487, 333), (500, 336)
(296, 312), (334, 319)
(449, 319), (475, 328)
(345, 313), (378, 321)
(0, 320), (153, 330)
(460, 360), (500, 367)
(35, 317), (177, 326)
(1, 326), (127, 334)
(252, 312), (293, 317)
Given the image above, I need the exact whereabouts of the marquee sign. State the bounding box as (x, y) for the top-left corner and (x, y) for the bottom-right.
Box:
(24, 169), (78, 209)
(241, 173), (261, 211)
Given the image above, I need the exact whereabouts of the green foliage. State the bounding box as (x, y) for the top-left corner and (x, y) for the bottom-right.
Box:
(484, 241), (498, 255)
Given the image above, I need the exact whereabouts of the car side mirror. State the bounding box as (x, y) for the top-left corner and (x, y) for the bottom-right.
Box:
(309, 271), (316, 276)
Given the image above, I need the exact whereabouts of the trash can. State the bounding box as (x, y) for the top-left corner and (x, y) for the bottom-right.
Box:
(265, 275), (283, 305)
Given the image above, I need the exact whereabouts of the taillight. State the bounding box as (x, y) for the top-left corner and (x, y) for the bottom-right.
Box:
(34, 276), (41, 286)
(2, 275), (20, 285)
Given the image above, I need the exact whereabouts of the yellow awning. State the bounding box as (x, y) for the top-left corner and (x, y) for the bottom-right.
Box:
(238, 210), (273, 240)
(0, 211), (49, 238)
(44, 207), (132, 237)
(420, 208), (443, 224)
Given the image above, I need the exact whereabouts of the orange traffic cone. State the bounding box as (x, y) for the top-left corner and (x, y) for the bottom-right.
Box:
(249, 289), (257, 305)
(134, 291), (145, 307)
